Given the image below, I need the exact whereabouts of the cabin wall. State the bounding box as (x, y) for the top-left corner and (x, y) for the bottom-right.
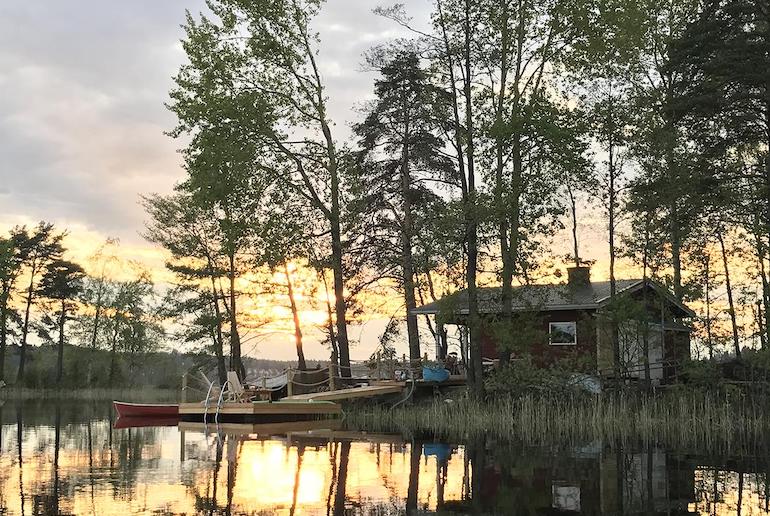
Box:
(596, 319), (691, 382)
(479, 309), (597, 369)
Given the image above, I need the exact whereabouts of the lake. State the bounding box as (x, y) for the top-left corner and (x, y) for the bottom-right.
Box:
(0, 399), (768, 515)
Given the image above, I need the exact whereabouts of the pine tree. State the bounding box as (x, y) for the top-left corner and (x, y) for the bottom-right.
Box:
(38, 259), (85, 385)
(354, 49), (452, 371)
(12, 223), (64, 382)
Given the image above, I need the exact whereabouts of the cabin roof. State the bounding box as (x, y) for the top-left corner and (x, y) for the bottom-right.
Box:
(412, 278), (696, 318)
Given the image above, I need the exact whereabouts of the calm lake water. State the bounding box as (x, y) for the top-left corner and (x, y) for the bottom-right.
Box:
(0, 400), (769, 515)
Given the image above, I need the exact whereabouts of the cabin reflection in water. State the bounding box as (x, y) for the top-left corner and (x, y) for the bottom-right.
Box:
(1, 403), (770, 515)
(431, 440), (697, 515)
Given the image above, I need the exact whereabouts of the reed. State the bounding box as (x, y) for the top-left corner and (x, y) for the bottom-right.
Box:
(346, 390), (770, 452)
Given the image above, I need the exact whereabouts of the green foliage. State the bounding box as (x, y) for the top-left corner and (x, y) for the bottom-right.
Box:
(680, 359), (722, 390)
(484, 355), (596, 397)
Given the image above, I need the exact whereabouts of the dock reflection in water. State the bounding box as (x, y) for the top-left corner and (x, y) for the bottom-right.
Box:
(0, 400), (769, 514)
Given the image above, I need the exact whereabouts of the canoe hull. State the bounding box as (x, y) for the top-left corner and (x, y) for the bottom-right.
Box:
(113, 401), (179, 418)
(114, 415), (179, 429)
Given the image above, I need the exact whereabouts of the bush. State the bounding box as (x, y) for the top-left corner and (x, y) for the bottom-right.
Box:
(484, 355), (594, 397)
(680, 359), (722, 389)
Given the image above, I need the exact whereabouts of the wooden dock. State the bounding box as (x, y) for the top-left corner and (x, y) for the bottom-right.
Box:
(178, 400), (342, 422)
(281, 383), (404, 402)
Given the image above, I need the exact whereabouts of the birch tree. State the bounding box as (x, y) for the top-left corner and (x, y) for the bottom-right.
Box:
(171, 0), (356, 377)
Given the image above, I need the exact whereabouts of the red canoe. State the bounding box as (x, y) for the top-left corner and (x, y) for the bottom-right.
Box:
(113, 415), (179, 429)
(113, 401), (179, 418)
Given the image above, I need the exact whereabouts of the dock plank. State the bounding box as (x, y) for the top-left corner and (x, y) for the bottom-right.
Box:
(281, 384), (404, 402)
(178, 401), (342, 416)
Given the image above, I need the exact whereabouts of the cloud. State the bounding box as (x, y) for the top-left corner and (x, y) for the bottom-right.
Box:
(0, 0), (433, 246)
(0, 0), (206, 243)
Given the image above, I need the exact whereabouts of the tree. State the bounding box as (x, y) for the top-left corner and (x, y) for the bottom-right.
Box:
(105, 273), (160, 385)
(668, 0), (770, 347)
(670, 0), (770, 233)
(626, 0), (701, 304)
(38, 259), (85, 385)
(258, 195), (316, 370)
(171, 0), (356, 377)
(354, 49), (452, 369)
(474, 0), (590, 366)
(427, 0), (485, 395)
(82, 238), (120, 350)
(0, 234), (27, 382)
(143, 193), (229, 385)
(13, 223), (64, 382)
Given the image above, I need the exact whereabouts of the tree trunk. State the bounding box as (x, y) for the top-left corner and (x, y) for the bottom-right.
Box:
(608, 101), (621, 378)
(284, 262), (306, 370)
(56, 299), (66, 386)
(569, 183), (580, 267)
(765, 93), (770, 309)
(109, 318), (120, 386)
(89, 279), (104, 349)
(319, 269), (339, 366)
(299, 6), (351, 380)
(18, 257), (38, 382)
(705, 252), (714, 360)
(399, 101), (421, 370)
(210, 294), (227, 386)
(227, 253), (245, 379)
(323, 112), (350, 378)
(463, 0), (483, 397)
(641, 219), (652, 391)
(329, 219), (351, 379)
(205, 258), (227, 386)
(670, 203), (684, 302)
(0, 295), (7, 383)
(756, 226), (770, 350)
(494, 3), (513, 368)
(717, 230), (741, 358)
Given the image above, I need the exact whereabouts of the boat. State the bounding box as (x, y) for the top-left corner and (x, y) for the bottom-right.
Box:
(113, 415), (179, 429)
(113, 401), (179, 418)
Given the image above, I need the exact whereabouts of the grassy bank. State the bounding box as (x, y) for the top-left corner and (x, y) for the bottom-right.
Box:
(346, 391), (770, 451)
(0, 387), (178, 402)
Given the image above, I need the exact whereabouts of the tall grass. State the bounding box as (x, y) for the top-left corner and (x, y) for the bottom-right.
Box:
(346, 391), (770, 452)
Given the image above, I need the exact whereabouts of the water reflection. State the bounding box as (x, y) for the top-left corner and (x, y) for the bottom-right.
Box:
(0, 401), (769, 515)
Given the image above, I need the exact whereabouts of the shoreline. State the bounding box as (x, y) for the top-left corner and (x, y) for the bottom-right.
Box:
(0, 387), (179, 402)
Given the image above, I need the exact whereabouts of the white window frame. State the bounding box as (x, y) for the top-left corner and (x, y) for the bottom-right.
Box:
(549, 321), (577, 346)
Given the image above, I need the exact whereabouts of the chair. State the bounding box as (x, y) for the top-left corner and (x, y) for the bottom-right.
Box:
(225, 371), (254, 402)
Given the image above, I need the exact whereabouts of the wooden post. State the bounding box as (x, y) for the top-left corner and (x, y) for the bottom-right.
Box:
(180, 430), (186, 462)
(181, 373), (187, 403)
(287, 369), (294, 397)
(376, 351), (382, 380)
(329, 363), (337, 391)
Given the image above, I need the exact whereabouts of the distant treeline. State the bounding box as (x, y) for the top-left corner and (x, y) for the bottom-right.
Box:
(0, 343), (299, 391)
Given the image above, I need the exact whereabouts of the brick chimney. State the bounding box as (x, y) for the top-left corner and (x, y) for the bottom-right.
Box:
(567, 266), (591, 288)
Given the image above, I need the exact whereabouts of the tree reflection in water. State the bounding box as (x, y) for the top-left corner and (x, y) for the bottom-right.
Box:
(1, 400), (770, 514)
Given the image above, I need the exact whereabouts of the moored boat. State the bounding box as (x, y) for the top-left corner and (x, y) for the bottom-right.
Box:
(114, 415), (179, 429)
(113, 401), (179, 418)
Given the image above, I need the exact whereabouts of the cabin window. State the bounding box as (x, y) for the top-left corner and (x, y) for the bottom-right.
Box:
(549, 321), (577, 346)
